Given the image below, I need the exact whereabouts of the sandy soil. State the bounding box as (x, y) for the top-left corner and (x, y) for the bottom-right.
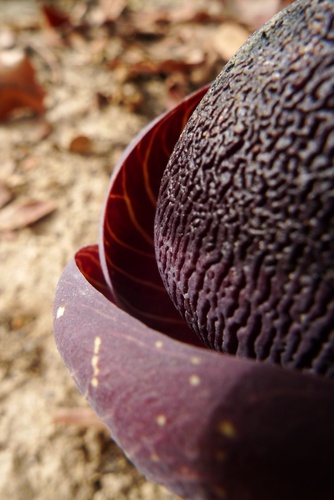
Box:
(0, 1), (286, 498)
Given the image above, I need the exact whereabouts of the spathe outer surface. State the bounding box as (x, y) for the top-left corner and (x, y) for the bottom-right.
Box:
(54, 0), (334, 498)
(54, 248), (334, 500)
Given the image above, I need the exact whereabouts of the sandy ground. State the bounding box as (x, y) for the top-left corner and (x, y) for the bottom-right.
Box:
(0, 1), (286, 498)
(0, 1), (182, 497)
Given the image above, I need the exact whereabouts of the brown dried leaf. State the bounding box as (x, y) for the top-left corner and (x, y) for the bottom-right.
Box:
(40, 3), (88, 46)
(68, 135), (93, 155)
(165, 72), (189, 109)
(53, 407), (108, 431)
(0, 50), (45, 121)
(150, 36), (205, 68)
(0, 199), (56, 232)
(129, 4), (225, 33)
(40, 3), (73, 31)
(225, 0), (281, 29)
(125, 10), (171, 37)
(112, 33), (206, 82)
(212, 22), (250, 61)
(169, 5), (223, 24)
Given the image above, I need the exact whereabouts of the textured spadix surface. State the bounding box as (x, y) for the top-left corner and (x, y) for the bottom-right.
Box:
(155, 0), (334, 376)
(54, 1), (334, 499)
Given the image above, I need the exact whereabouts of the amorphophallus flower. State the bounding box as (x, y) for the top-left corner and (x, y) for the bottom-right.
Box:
(54, 1), (334, 499)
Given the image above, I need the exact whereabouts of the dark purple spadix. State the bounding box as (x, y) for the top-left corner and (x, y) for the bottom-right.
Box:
(155, 0), (334, 377)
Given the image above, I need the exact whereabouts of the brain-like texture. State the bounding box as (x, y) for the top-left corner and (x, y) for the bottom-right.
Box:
(155, 0), (334, 376)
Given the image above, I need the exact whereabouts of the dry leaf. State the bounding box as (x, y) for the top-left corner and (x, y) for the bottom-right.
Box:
(169, 5), (222, 24)
(0, 50), (45, 121)
(165, 72), (189, 109)
(40, 3), (86, 46)
(125, 10), (171, 37)
(68, 135), (93, 155)
(53, 407), (108, 430)
(111, 35), (206, 81)
(0, 199), (56, 232)
(212, 22), (250, 61)
(129, 5), (224, 33)
(225, 0), (281, 29)
(150, 37), (205, 68)
(40, 3), (72, 31)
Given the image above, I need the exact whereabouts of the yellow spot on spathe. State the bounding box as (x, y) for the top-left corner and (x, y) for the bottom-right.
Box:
(91, 336), (102, 388)
(91, 355), (99, 372)
(91, 377), (99, 388)
(190, 356), (201, 365)
(155, 340), (163, 349)
(94, 336), (102, 354)
(156, 414), (167, 426)
(189, 374), (201, 386)
(150, 453), (160, 462)
(218, 420), (237, 438)
(56, 306), (65, 319)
